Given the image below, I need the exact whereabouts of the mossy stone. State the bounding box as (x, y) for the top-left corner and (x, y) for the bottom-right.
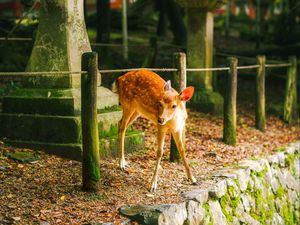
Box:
(188, 91), (224, 114)
(5, 151), (40, 163)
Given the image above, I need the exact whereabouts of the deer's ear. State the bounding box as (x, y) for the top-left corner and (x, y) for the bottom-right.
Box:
(164, 80), (172, 91)
(180, 86), (194, 102)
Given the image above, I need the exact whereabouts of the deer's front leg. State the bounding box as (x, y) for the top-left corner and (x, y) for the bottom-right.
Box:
(150, 127), (166, 192)
(172, 126), (197, 184)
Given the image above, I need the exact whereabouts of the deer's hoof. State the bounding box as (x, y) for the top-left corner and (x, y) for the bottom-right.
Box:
(119, 159), (128, 170)
(149, 181), (158, 192)
(190, 176), (198, 185)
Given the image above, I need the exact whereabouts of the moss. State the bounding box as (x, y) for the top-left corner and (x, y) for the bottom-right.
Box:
(285, 154), (296, 176)
(220, 193), (234, 222)
(276, 185), (286, 199)
(227, 185), (235, 198)
(273, 146), (286, 152)
(281, 201), (294, 225)
(5, 151), (40, 163)
(97, 105), (121, 114)
(188, 91), (224, 115)
(249, 183), (276, 225)
(203, 203), (213, 225)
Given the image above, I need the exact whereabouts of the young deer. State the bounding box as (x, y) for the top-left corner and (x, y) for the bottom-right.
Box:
(113, 69), (196, 192)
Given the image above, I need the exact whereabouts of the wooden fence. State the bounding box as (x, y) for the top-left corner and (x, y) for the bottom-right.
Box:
(0, 51), (297, 189)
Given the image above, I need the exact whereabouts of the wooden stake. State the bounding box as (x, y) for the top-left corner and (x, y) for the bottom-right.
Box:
(284, 56), (298, 124)
(255, 55), (266, 131)
(81, 52), (100, 191)
(223, 57), (237, 145)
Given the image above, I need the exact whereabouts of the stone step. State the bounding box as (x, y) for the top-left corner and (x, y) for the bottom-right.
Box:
(4, 130), (145, 160)
(2, 86), (119, 116)
(0, 113), (81, 143)
(20, 74), (81, 88)
(2, 96), (75, 116)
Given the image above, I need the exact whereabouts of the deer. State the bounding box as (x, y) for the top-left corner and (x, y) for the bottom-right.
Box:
(112, 69), (197, 192)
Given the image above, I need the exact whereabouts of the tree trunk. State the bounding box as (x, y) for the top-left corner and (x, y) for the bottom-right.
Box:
(187, 9), (213, 92)
(96, 0), (110, 44)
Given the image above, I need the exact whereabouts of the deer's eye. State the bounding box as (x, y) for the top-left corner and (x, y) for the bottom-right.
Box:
(172, 105), (177, 109)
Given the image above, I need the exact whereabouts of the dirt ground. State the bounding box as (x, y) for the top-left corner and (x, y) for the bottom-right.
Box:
(0, 105), (299, 224)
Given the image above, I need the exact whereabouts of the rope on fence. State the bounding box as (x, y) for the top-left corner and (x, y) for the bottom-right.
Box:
(237, 65), (260, 70)
(186, 67), (230, 72)
(99, 68), (178, 74)
(0, 37), (33, 41)
(0, 71), (87, 76)
(265, 63), (291, 68)
(91, 43), (150, 47)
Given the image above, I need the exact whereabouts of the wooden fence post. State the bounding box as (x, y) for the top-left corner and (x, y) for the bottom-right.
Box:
(170, 52), (186, 162)
(255, 55), (266, 131)
(81, 52), (100, 191)
(223, 57), (237, 145)
(283, 56), (298, 124)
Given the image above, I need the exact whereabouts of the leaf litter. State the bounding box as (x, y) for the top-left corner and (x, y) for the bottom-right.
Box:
(0, 108), (299, 224)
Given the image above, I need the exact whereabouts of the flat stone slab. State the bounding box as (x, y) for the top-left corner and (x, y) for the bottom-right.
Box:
(5, 151), (40, 163)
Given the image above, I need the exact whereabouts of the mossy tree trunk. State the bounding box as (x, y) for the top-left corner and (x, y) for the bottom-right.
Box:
(26, 0), (91, 87)
(186, 9), (213, 92)
(81, 52), (100, 191)
(223, 57), (237, 145)
(170, 52), (186, 162)
(283, 56), (298, 124)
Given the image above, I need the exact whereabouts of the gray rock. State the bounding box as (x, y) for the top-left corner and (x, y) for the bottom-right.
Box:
(270, 177), (280, 193)
(289, 142), (300, 152)
(185, 200), (205, 225)
(295, 158), (300, 178)
(241, 194), (251, 212)
(277, 168), (298, 190)
(272, 213), (284, 225)
(119, 204), (187, 225)
(227, 178), (241, 198)
(40, 222), (50, 225)
(208, 200), (227, 225)
(212, 169), (238, 179)
(285, 146), (295, 154)
(182, 189), (208, 205)
(232, 217), (240, 225)
(239, 159), (263, 172)
(232, 168), (250, 191)
(267, 155), (279, 165)
(158, 203), (187, 225)
(275, 152), (286, 167)
(238, 212), (261, 225)
(209, 180), (227, 198)
(287, 189), (297, 204)
(235, 200), (245, 217)
(253, 176), (264, 192)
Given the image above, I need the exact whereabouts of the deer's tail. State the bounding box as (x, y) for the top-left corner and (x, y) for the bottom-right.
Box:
(111, 80), (118, 94)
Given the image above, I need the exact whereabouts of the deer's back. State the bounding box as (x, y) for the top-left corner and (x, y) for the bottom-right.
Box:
(117, 70), (165, 108)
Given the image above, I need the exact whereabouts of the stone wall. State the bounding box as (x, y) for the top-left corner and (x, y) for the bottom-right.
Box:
(119, 142), (300, 225)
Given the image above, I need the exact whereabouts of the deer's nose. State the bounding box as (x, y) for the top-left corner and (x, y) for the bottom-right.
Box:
(158, 118), (164, 125)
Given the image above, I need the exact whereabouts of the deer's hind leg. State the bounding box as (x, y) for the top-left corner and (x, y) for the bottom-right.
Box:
(118, 107), (139, 170)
